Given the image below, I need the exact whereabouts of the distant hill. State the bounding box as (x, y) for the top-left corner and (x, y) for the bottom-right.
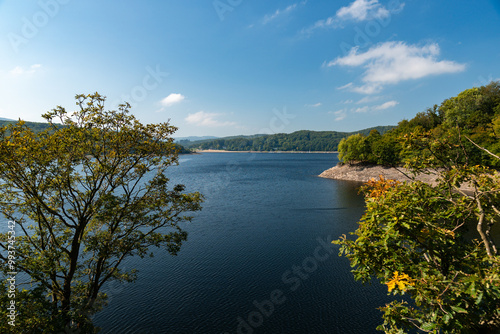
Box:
(175, 136), (219, 143)
(0, 117), (14, 121)
(184, 126), (395, 152)
(1, 120), (395, 153)
(0, 120), (55, 133)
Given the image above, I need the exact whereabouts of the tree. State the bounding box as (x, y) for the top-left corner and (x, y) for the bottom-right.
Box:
(338, 133), (371, 164)
(335, 83), (500, 332)
(371, 133), (401, 166)
(441, 83), (500, 132)
(0, 93), (203, 332)
(335, 141), (500, 333)
(406, 106), (443, 130)
(336, 82), (500, 169)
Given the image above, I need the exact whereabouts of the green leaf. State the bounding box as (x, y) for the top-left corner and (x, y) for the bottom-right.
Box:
(451, 305), (467, 314)
(421, 322), (437, 331)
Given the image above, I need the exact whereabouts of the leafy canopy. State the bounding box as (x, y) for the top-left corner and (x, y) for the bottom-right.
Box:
(0, 93), (203, 332)
(336, 170), (500, 333)
(338, 81), (500, 168)
(335, 82), (500, 333)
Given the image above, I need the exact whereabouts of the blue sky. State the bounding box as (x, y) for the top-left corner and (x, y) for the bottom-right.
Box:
(0, 0), (499, 137)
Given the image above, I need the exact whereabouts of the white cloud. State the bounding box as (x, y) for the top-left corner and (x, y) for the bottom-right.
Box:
(329, 109), (347, 121)
(353, 106), (370, 113)
(330, 41), (466, 94)
(185, 111), (237, 127)
(373, 100), (399, 110)
(356, 96), (380, 104)
(305, 16), (339, 31)
(263, 4), (298, 24)
(351, 84), (383, 94)
(337, 82), (382, 94)
(336, 0), (390, 22)
(10, 64), (42, 77)
(337, 82), (354, 90)
(302, 0), (403, 34)
(330, 99), (398, 118)
(306, 102), (322, 107)
(348, 100), (399, 114)
(160, 93), (185, 107)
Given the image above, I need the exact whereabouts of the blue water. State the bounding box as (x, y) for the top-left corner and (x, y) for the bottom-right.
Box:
(92, 153), (395, 333)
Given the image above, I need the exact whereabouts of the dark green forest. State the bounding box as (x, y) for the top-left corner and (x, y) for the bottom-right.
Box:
(338, 82), (500, 168)
(185, 126), (395, 152)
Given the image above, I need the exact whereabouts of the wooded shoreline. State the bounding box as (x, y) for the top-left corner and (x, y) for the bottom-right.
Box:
(195, 149), (337, 153)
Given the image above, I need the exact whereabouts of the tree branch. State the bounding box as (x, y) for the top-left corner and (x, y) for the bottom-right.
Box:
(464, 135), (500, 160)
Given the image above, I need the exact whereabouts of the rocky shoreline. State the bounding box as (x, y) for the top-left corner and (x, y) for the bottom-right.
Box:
(318, 164), (474, 191)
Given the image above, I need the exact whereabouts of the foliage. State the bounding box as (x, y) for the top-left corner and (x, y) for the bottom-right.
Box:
(0, 93), (203, 332)
(0, 119), (192, 154)
(0, 282), (66, 333)
(186, 126), (395, 152)
(337, 129), (401, 166)
(173, 143), (193, 154)
(335, 156), (500, 332)
(338, 82), (500, 167)
(0, 120), (56, 134)
(338, 133), (371, 164)
(335, 82), (500, 332)
(371, 133), (401, 166)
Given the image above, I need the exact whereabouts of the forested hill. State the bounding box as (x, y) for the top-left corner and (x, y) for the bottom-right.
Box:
(0, 119), (193, 153)
(184, 126), (395, 152)
(0, 120), (395, 153)
(0, 120), (54, 133)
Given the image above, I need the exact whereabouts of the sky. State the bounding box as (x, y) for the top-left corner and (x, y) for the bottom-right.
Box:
(0, 0), (499, 138)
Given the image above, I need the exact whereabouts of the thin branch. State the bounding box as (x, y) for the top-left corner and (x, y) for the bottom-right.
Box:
(403, 317), (434, 333)
(475, 194), (494, 258)
(464, 135), (500, 160)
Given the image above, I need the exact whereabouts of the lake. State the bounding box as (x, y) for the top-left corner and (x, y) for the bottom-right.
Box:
(90, 152), (395, 333)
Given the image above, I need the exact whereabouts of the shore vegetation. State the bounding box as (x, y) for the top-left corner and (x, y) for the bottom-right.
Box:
(0, 93), (203, 332)
(335, 82), (500, 333)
